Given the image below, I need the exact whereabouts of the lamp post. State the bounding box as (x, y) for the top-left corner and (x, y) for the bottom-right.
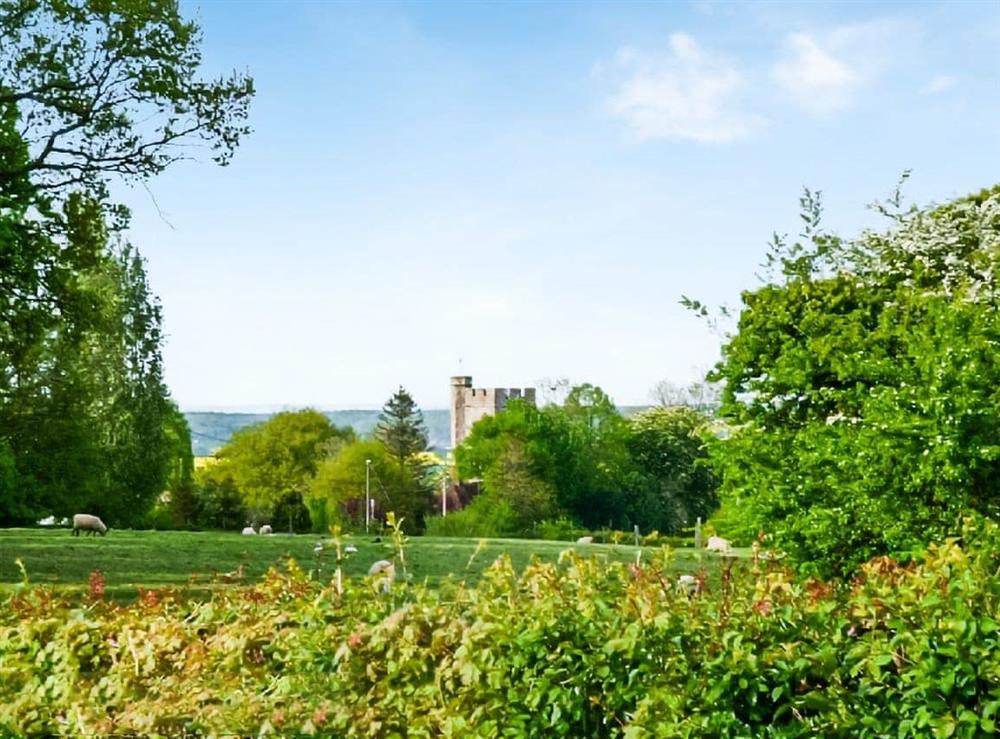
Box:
(365, 458), (372, 533)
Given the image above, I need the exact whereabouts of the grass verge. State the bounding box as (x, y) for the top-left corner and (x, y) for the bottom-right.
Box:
(0, 528), (733, 600)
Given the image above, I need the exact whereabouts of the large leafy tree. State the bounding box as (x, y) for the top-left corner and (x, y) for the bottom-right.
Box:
(556, 384), (643, 528)
(161, 401), (196, 526)
(1, 191), (174, 524)
(627, 407), (718, 532)
(455, 386), (684, 532)
(0, 0), (253, 524)
(455, 398), (572, 514)
(307, 439), (422, 533)
(215, 409), (353, 529)
(0, 0), (253, 193)
(708, 185), (1000, 576)
(480, 439), (560, 534)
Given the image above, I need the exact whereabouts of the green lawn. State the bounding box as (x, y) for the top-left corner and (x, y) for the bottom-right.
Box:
(0, 528), (730, 600)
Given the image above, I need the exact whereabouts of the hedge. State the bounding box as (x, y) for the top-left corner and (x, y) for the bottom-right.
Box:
(2, 519), (1000, 737)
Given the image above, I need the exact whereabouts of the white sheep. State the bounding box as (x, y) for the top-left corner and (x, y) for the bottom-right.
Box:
(706, 536), (731, 554)
(241, 526), (256, 536)
(72, 513), (107, 537)
(344, 545), (358, 554)
(259, 524), (273, 535)
(576, 535), (594, 544)
(368, 559), (395, 593)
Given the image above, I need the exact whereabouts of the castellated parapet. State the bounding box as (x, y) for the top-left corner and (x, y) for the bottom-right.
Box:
(450, 376), (536, 449)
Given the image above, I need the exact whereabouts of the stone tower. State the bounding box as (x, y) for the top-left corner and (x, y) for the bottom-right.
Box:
(450, 376), (536, 449)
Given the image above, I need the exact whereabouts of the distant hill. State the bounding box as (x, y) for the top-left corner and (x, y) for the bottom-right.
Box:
(186, 409), (451, 457)
(186, 405), (652, 457)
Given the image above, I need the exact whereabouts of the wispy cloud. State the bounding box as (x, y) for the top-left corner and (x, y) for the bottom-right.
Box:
(606, 33), (763, 144)
(771, 20), (902, 115)
(922, 74), (957, 94)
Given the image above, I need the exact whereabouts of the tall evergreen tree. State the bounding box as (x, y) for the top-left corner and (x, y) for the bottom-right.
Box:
(374, 386), (434, 530)
(376, 387), (430, 464)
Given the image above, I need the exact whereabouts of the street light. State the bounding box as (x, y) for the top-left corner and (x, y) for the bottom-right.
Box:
(365, 458), (372, 533)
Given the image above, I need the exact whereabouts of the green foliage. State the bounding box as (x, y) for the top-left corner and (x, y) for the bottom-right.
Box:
(0, 0), (253, 526)
(309, 438), (430, 534)
(0, 0), (254, 193)
(1, 191), (176, 526)
(627, 406), (719, 532)
(480, 439), (560, 534)
(536, 517), (587, 541)
(190, 465), (247, 531)
(215, 409), (352, 527)
(376, 386), (430, 462)
(140, 502), (179, 531)
(424, 496), (520, 538)
(0, 440), (22, 522)
(162, 402), (197, 528)
(374, 386), (435, 529)
(456, 387), (719, 535)
(709, 186), (1000, 576)
(705, 501), (749, 547)
(4, 517), (1000, 735)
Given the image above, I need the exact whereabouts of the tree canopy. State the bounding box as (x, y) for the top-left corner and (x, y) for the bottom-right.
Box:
(0, 0), (253, 193)
(453, 386), (718, 535)
(627, 406), (718, 531)
(708, 184), (1000, 576)
(214, 409), (353, 525)
(0, 0), (253, 525)
(0, 190), (176, 525)
(376, 386), (430, 463)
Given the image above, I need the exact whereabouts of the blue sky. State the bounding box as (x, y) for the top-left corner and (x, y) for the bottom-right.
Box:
(117, 0), (1000, 411)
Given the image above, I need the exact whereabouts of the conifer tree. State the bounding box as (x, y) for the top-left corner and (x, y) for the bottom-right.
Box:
(376, 387), (429, 464)
(374, 386), (433, 530)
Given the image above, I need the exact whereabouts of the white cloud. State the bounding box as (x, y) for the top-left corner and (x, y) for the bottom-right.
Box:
(771, 20), (902, 115)
(922, 74), (957, 94)
(606, 33), (763, 144)
(772, 33), (858, 113)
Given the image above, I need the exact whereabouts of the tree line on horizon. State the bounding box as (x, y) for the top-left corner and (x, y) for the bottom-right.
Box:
(166, 387), (437, 534)
(156, 383), (720, 538)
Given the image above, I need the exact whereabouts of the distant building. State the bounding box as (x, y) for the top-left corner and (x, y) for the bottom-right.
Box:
(450, 375), (536, 449)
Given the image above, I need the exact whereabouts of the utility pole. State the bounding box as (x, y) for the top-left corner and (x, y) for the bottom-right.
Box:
(365, 459), (372, 533)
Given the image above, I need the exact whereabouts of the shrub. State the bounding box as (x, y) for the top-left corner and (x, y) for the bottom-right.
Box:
(140, 503), (182, 531)
(424, 497), (519, 538)
(709, 186), (1000, 576)
(4, 517), (1000, 736)
(536, 517), (585, 541)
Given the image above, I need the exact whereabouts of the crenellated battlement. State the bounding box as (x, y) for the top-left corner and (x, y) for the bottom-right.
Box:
(450, 376), (535, 449)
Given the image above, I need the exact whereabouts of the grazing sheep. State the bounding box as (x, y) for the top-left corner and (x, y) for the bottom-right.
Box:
(706, 536), (731, 554)
(241, 526), (256, 536)
(576, 535), (594, 544)
(72, 514), (107, 537)
(259, 524), (273, 536)
(368, 559), (395, 593)
(344, 545), (358, 554)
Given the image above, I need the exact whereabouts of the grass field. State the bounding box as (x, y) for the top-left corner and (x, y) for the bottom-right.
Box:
(0, 528), (726, 600)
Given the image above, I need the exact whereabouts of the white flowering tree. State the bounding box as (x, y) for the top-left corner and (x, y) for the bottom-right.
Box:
(705, 183), (1000, 576)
